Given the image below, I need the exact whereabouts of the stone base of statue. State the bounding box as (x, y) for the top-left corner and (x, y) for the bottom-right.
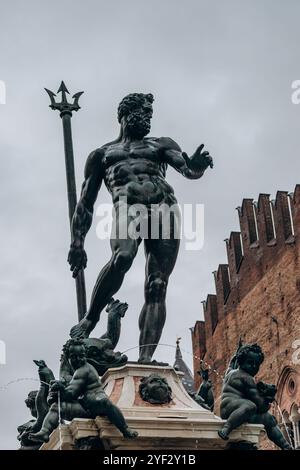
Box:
(40, 363), (263, 450)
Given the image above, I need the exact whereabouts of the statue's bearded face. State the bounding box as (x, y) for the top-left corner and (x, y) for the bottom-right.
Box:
(123, 102), (153, 139)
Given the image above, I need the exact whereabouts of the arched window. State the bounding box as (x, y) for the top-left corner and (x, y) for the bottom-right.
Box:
(276, 366), (300, 449)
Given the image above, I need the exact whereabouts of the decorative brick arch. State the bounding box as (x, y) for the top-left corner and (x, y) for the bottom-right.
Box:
(276, 366), (300, 410)
(275, 369), (300, 448)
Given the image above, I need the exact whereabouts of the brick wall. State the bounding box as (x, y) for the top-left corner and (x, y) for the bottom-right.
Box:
(191, 186), (300, 449)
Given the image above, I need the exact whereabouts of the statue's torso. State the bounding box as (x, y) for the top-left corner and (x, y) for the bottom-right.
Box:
(222, 369), (251, 399)
(102, 138), (177, 206)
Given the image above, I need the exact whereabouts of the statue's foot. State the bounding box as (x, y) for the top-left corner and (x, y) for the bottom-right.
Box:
(281, 443), (292, 450)
(70, 318), (94, 338)
(122, 427), (138, 439)
(218, 428), (230, 441)
(138, 357), (152, 364)
(28, 431), (50, 443)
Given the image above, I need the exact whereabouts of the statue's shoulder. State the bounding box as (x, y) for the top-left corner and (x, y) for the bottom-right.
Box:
(238, 370), (256, 387)
(86, 147), (105, 163)
(84, 147), (106, 176)
(226, 368), (239, 380)
(74, 362), (90, 378)
(90, 147), (106, 160)
(155, 136), (181, 151)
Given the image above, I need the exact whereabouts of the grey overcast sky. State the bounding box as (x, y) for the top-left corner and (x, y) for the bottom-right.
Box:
(1, 0), (300, 449)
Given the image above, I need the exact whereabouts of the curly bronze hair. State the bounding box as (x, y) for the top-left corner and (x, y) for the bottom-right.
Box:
(139, 374), (172, 404)
(117, 93), (154, 123)
(236, 343), (264, 366)
(62, 338), (88, 359)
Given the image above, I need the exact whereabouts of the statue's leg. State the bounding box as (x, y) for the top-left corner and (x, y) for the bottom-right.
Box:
(30, 383), (50, 433)
(29, 403), (59, 443)
(70, 205), (141, 338)
(265, 424), (292, 449)
(96, 397), (138, 439)
(138, 224), (180, 362)
(249, 412), (292, 449)
(218, 400), (257, 440)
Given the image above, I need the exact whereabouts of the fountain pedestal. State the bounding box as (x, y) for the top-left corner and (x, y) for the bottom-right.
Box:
(41, 363), (263, 450)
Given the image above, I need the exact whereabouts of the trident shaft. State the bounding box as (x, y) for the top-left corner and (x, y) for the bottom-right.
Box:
(45, 81), (87, 321)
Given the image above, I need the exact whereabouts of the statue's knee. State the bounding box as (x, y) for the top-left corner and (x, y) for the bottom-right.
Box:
(146, 276), (167, 301)
(248, 402), (257, 412)
(98, 397), (111, 413)
(113, 250), (135, 272)
(102, 397), (111, 407)
(264, 413), (277, 428)
(244, 402), (257, 417)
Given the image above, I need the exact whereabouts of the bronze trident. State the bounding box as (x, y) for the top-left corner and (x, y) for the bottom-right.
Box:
(45, 81), (86, 321)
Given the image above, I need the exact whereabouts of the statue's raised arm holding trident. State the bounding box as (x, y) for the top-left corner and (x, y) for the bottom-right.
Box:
(67, 92), (213, 363)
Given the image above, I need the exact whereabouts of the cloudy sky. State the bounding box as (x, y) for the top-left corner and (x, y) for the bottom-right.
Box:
(1, 0), (300, 449)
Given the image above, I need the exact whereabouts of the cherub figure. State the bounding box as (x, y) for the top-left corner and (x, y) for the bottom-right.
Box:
(17, 390), (39, 449)
(218, 342), (291, 450)
(29, 338), (138, 443)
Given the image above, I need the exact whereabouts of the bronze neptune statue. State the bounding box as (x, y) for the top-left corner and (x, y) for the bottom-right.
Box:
(68, 93), (213, 362)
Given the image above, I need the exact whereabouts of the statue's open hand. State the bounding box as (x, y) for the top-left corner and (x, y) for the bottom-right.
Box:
(68, 245), (87, 278)
(188, 144), (213, 171)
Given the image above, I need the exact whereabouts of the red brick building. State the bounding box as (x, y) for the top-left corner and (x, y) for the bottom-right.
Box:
(191, 186), (300, 449)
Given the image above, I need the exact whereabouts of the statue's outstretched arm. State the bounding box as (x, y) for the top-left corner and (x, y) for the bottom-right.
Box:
(160, 137), (213, 179)
(56, 370), (86, 401)
(68, 149), (104, 278)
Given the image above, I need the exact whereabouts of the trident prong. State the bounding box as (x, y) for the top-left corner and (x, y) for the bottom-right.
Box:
(44, 88), (57, 109)
(72, 91), (84, 111)
(45, 81), (84, 116)
(57, 80), (69, 104)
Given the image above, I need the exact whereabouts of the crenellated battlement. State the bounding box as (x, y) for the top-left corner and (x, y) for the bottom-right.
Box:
(199, 185), (300, 341)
